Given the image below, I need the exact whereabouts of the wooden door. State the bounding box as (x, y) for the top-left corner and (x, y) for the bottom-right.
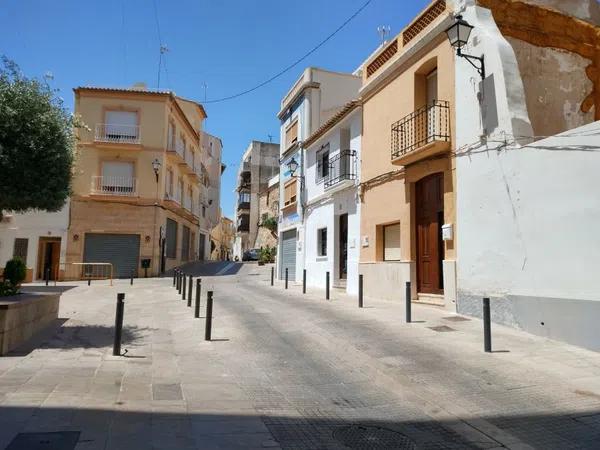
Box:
(339, 214), (348, 279)
(416, 173), (444, 294)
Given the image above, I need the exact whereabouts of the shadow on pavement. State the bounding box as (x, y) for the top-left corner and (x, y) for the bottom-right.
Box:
(6, 320), (152, 357)
(1, 406), (599, 449)
(165, 261), (244, 277)
(21, 285), (78, 294)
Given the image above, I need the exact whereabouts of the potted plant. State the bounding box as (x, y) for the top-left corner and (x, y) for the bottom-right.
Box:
(0, 257), (26, 296)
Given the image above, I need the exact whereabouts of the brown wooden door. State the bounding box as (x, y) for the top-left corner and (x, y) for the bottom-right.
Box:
(416, 173), (444, 294)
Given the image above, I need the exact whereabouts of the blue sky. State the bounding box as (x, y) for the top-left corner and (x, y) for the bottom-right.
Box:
(1, 0), (429, 218)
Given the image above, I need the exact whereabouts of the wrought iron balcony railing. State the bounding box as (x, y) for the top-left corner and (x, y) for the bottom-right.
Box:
(324, 150), (357, 189)
(391, 100), (450, 160)
(91, 176), (137, 196)
(95, 124), (140, 144)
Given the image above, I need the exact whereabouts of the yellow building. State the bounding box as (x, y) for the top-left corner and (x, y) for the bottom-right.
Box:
(359, 0), (456, 306)
(68, 85), (207, 277)
(210, 215), (234, 261)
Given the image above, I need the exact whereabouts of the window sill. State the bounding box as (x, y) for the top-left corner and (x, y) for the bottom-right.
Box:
(316, 256), (328, 261)
(281, 202), (297, 213)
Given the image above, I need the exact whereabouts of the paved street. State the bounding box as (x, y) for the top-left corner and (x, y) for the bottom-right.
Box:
(1, 262), (600, 449)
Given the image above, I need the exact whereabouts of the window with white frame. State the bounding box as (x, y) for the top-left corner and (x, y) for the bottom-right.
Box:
(101, 161), (135, 192)
(383, 223), (401, 261)
(317, 227), (327, 257)
(105, 111), (138, 140)
(316, 144), (330, 183)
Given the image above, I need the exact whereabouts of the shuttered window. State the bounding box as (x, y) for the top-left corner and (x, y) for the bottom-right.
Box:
(285, 120), (298, 149)
(105, 111), (138, 139)
(383, 223), (401, 261)
(13, 238), (28, 264)
(283, 179), (297, 209)
(317, 228), (327, 257)
(166, 218), (177, 258)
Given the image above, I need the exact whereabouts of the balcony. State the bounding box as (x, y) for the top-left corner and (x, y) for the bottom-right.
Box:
(325, 150), (357, 189)
(91, 176), (137, 197)
(167, 140), (185, 163)
(164, 190), (181, 205)
(95, 124), (140, 145)
(237, 201), (250, 211)
(391, 100), (450, 166)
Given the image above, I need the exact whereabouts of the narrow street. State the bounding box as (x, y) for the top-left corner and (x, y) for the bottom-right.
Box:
(1, 262), (599, 449)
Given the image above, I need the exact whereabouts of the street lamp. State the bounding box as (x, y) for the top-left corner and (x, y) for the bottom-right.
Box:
(152, 158), (161, 182)
(287, 157), (299, 177)
(445, 15), (485, 80)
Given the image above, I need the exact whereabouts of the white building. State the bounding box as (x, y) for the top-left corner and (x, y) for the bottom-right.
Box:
(277, 67), (361, 282)
(302, 101), (362, 295)
(0, 204), (69, 282)
(199, 132), (223, 261)
(452, 0), (600, 350)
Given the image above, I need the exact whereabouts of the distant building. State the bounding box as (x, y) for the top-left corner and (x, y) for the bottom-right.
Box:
(210, 214), (234, 261)
(199, 132), (224, 260)
(233, 141), (279, 260)
(254, 175), (279, 251)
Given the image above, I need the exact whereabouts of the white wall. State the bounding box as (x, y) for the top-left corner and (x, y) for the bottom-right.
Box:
(0, 203), (69, 279)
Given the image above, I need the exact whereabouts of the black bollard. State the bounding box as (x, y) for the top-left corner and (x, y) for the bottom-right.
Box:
(130, 269), (134, 285)
(173, 269), (177, 287)
(483, 297), (492, 352)
(285, 268), (288, 289)
(270, 266), (274, 286)
(405, 281), (412, 323)
(88, 278), (91, 286)
(302, 269), (306, 294)
(195, 279), (201, 318)
(177, 271), (182, 293)
(205, 291), (213, 341)
(187, 276), (193, 307)
(182, 274), (187, 299)
(358, 274), (363, 308)
(113, 293), (125, 356)
(326, 271), (330, 300)
(45, 267), (50, 286)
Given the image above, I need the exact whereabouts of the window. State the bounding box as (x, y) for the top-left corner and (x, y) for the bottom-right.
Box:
(239, 192), (250, 204)
(316, 144), (330, 182)
(166, 168), (174, 197)
(105, 111), (138, 140)
(202, 206), (206, 218)
(383, 223), (401, 261)
(182, 226), (190, 261)
(13, 238), (28, 264)
(177, 179), (184, 203)
(317, 228), (327, 257)
(283, 179), (297, 209)
(101, 161), (135, 192)
(167, 120), (176, 150)
(166, 219), (177, 258)
(285, 119), (298, 149)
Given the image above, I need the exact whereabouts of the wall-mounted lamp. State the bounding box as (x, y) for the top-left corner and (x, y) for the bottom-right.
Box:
(445, 15), (485, 80)
(152, 158), (161, 183)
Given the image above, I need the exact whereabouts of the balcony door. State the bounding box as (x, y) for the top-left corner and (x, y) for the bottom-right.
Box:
(101, 161), (134, 194)
(416, 172), (444, 295)
(105, 111), (137, 140)
(426, 69), (438, 145)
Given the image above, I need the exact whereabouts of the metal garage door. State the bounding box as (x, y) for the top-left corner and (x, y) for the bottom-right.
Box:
(83, 233), (140, 278)
(280, 229), (296, 281)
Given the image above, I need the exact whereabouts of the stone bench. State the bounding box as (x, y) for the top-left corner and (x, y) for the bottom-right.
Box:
(0, 292), (61, 355)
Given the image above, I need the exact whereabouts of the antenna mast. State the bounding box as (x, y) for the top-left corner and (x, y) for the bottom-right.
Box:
(157, 45), (169, 89)
(377, 25), (391, 46)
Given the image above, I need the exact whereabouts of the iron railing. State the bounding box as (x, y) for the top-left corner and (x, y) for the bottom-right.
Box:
(95, 124), (140, 144)
(325, 150), (357, 188)
(91, 176), (137, 196)
(391, 100), (450, 160)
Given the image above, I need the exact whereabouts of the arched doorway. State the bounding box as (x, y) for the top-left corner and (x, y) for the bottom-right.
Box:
(415, 173), (444, 294)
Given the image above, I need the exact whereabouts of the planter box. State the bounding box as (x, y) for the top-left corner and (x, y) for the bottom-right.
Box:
(0, 292), (61, 355)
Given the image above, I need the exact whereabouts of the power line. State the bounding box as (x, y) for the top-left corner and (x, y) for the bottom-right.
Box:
(203, 0), (373, 104)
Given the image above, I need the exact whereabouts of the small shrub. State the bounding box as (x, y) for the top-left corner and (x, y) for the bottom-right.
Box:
(4, 257), (27, 287)
(260, 216), (278, 233)
(0, 280), (18, 296)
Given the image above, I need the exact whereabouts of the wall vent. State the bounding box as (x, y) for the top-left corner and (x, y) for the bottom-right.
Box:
(402, 0), (446, 46)
(366, 40), (398, 78)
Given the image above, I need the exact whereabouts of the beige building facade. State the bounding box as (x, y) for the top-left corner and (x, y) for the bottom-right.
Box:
(359, 0), (456, 306)
(68, 86), (207, 278)
(210, 215), (234, 261)
(254, 175), (279, 251)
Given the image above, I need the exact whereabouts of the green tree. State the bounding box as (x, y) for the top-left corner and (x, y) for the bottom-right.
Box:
(0, 57), (76, 218)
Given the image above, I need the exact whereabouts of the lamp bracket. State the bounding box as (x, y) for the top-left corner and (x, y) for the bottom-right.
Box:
(457, 48), (485, 80)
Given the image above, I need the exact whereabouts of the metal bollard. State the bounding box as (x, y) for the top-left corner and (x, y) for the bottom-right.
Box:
(88, 278), (91, 286)
(285, 268), (288, 289)
(205, 291), (213, 341)
(195, 279), (201, 318)
(483, 297), (492, 352)
(187, 276), (193, 307)
(177, 271), (182, 293)
(45, 267), (50, 286)
(173, 269), (177, 287)
(405, 281), (412, 323)
(113, 293), (125, 356)
(270, 266), (274, 286)
(182, 274), (187, 299)
(326, 271), (330, 300)
(130, 269), (134, 285)
(302, 269), (306, 294)
(358, 274), (363, 308)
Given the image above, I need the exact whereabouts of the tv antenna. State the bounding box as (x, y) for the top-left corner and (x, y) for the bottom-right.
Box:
(377, 25), (391, 45)
(157, 45), (169, 89)
(267, 134), (273, 143)
(201, 82), (207, 102)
